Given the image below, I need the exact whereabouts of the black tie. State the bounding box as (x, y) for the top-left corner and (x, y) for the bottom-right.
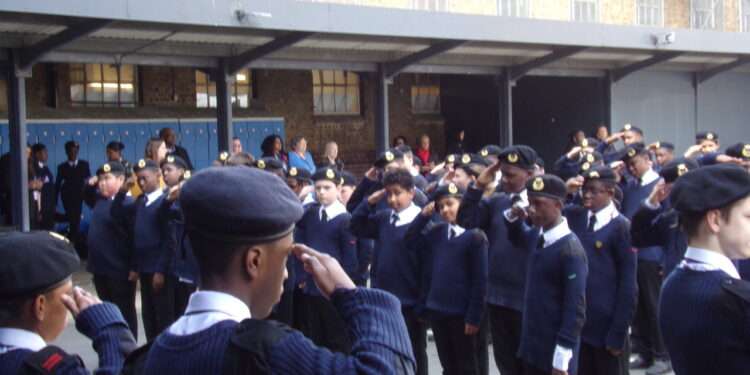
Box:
(391, 213), (399, 226)
(537, 236), (545, 249)
(587, 215), (597, 232)
(510, 194), (522, 206)
(321, 209), (328, 223)
(449, 228), (456, 239)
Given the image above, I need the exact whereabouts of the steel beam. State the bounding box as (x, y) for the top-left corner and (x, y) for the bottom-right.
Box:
(5, 50), (30, 231)
(215, 59), (233, 152)
(19, 18), (111, 69)
(610, 51), (682, 83)
(383, 40), (464, 79)
(508, 46), (587, 81)
(227, 32), (313, 74)
(695, 56), (750, 85)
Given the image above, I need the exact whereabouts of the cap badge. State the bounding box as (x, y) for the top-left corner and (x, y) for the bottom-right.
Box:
(138, 159), (146, 169)
(586, 154), (595, 163)
(167, 155), (175, 163)
(655, 142), (661, 149)
(257, 160), (266, 169)
(461, 154), (471, 164)
(448, 183), (458, 195)
(507, 153), (519, 163)
(624, 123), (632, 131)
(102, 163), (111, 173)
(326, 169), (335, 179)
(581, 162), (591, 171)
(627, 148), (637, 158)
(385, 151), (394, 162)
(532, 177), (544, 191)
(219, 151), (229, 161)
(677, 164), (688, 176)
(480, 149), (488, 157)
(588, 170), (600, 179)
(581, 139), (588, 147)
(447, 155), (456, 163)
(743, 145), (750, 158)
(289, 167), (298, 177)
(706, 132), (715, 140)
(183, 170), (191, 180)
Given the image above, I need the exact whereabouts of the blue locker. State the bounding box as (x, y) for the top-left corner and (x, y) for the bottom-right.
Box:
(26, 126), (38, 147)
(150, 121), (176, 140)
(132, 123), (152, 163)
(180, 121), (210, 170)
(87, 124), (107, 169)
(69, 123), (90, 166)
(0, 122), (8, 155)
(208, 122), (218, 163)
(52, 125), (72, 170)
(118, 124), (137, 163)
(34, 124), (56, 170)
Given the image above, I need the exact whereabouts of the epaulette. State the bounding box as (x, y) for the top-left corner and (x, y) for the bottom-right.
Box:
(20, 346), (83, 374)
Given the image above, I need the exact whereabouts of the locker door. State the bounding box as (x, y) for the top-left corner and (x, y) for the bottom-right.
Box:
(133, 124), (151, 164)
(208, 121), (218, 163)
(87, 124), (107, 169)
(71, 124), (90, 166)
(53, 125), (72, 170)
(118, 123), (138, 164)
(0, 122), (8, 155)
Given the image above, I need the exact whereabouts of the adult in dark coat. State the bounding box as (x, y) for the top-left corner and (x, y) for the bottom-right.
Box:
(56, 140), (91, 255)
(30, 143), (56, 230)
(159, 127), (193, 170)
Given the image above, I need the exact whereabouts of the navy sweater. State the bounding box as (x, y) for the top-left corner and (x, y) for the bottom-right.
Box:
(457, 185), (530, 311)
(142, 288), (416, 374)
(405, 214), (488, 326)
(0, 303), (136, 375)
(84, 186), (134, 280)
(620, 177), (663, 262)
(565, 206), (637, 350)
(509, 220), (588, 375)
(160, 198), (199, 284)
(111, 191), (168, 274)
(296, 203), (358, 296)
(659, 269), (750, 375)
(631, 202), (686, 276)
(351, 200), (421, 307)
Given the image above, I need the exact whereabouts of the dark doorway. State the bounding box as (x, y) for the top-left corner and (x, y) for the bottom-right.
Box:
(441, 75), (499, 154)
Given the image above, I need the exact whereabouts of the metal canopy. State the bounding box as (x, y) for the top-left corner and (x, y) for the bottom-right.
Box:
(18, 18), (110, 69)
(610, 51), (683, 83)
(508, 46), (588, 81)
(696, 56), (750, 85)
(383, 40), (465, 78)
(227, 31), (313, 74)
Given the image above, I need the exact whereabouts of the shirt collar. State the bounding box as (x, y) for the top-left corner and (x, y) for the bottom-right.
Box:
(185, 291), (251, 320)
(392, 203), (420, 227)
(640, 168), (660, 186)
(684, 247), (741, 279)
(510, 189), (529, 206)
(320, 201), (347, 221)
(0, 328), (46, 353)
(449, 223), (466, 238)
(541, 218), (572, 248)
(68, 160), (78, 167)
(144, 189), (164, 206)
(588, 201), (619, 231)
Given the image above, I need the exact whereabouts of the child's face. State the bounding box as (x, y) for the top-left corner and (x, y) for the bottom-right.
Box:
(36, 279), (73, 343)
(626, 154), (651, 178)
(438, 196), (461, 224)
(452, 168), (475, 191)
(161, 164), (184, 187)
(385, 184), (415, 212)
(98, 173), (124, 198)
(136, 169), (161, 193)
(248, 233), (293, 319)
(339, 185), (355, 205)
(582, 180), (613, 212)
(315, 180), (339, 206)
(286, 177), (301, 194)
(500, 164), (532, 194)
(717, 196), (750, 259)
(527, 195), (562, 229)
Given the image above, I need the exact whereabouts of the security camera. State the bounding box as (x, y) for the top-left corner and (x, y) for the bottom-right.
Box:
(654, 32), (676, 46)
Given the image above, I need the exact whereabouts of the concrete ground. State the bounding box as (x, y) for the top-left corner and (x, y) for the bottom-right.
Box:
(56, 267), (661, 374)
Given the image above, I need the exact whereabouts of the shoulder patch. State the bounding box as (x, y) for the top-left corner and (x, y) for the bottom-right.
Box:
(721, 278), (750, 304)
(222, 319), (294, 374)
(22, 346), (83, 375)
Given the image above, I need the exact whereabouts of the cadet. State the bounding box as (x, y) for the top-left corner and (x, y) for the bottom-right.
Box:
(684, 131), (720, 159)
(339, 171), (375, 287)
(83, 161), (139, 339)
(285, 166), (313, 201)
(659, 164), (750, 375)
(457, 145), (537, 375)
(294, 167), (357, 352)
(255, 157), (286, 179)
(30, 143), (56, 230)
(505, 175), (588, 375)
(567, 166), (637, 375)
(111, 159), (171, 342)
(55, 141), (91, 254)
(133, 166), (415, 374)
(406, 183), (489, 375)
(351, 168), (427, 375)
(0, 231), (136, 374)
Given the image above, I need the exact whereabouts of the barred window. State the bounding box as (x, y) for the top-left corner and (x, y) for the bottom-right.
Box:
(195, 69), (252, 108)
(691, 0), (723, 30)
(312, 70), (360, 115)
(497, 0), (530, 17)
(637, 0), (663, 26)
(572, 0), (598, 22)
(411, 86), (441, 114)
(742, 0), (750, 31)
(69, 64), (136, 107)
(412, 0), (447, 11)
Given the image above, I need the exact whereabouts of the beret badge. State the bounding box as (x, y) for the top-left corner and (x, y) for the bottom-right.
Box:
(588, 170), (600, 179)
(448, 183), (458, 195)
(677, 164), (688, 177)
(257, 160), (266, 169)
(289, 167), (298, 177)
(581, 162), (591, 171)
(706, 132), (715, 140)
(138, 159), (146, 169)
(461, 154), (471, 164)
(385, 151), (394, 162)
(532, 177), (544, 191)
(219, 151), (229, 162)
(628, 148), (637, 158)
(507, 153), (519, 163)
(480, 149), (488, 157)
(183, 170), (191, 180)
(447, 155), (456, 163)
(102, 163), (111, 173)
(624, 123), (632, 131)
(167, 155), (175, 163)
(586, 154), (595, 163)
(326, 169), (335, 179)
(743, 145), (750, 158)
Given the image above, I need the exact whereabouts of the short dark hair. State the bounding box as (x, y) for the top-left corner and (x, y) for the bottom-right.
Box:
(679, 205), (734, 239)
(31, 143), (46, 153)
(382, 169), (414, 191)
(290, 136), (305, 150)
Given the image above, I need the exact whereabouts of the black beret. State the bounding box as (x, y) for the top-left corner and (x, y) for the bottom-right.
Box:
(499, 145), (538, 170)
(583, 165), (617, 184)
(106, 141), (125, 151)
(340, 171), (357, 186)
(527, 174), (567, 201)
(670, 164), (750, 213)
(255, 157), (285, 171)
(312, 167), (342, 185)
(696, 131), (718, 142)
(480, 145), (502, 158)
(656, 141), (675, 151)
(444, 154), (459, 164)
(96, 161), (126, 176)
(31, 143), (46, 153)
(180, 166), (304, 244)
(0, 231), (79, 299)
(395, 145), (412, 154)
(578, 152), (604, 174)
(374, 148), (405, 168)
(621, 143), (647, 162)
(621, 124), (643, 134)
(64, 141), (80, 150)
(456, 153), (489, 167)
(725, 143), (750, 160)
(287, 166), (312, 182)
(659, 158), (699, 184)
(161, 155), (188, 170)
(432, 182), (464, 202)
(580, 137), (600, 149)
(133, 158), (160, 173)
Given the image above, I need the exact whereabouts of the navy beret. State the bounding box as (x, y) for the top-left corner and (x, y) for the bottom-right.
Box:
(499, 145), (538, 170)
(696, 131), (718, 142)
(725, 143), (750, 160)
(340, 171), (357, 187)
(527, 174), (567, 201)
(621, 142), (647, 162)
(656, 141), (675, 151)
(255, 157), (285, 171)
(287, 166), (312, 182)
(96, 161), (126, 176)
(0, 231), (79, 299)
(621, 124), (643, 134)
(583, 165), (617, 184)
(480, 145), (502, 158)
(659, 158), (699, 184)
(432, 182), (464, 202)
(312, 167), (342, 185)
(444, 154), (459, 164)
(106, 141), (125, 151)
(64, 141), (80, 150)
(133, 158), (160, 173)
(161, 155), (188, 170)
(374, 148), (405, 168)
(670, 164), (750, 213)
(580, 137), (600, 149)
(180, 166), (304, 244)
(456, 153), (489, 167)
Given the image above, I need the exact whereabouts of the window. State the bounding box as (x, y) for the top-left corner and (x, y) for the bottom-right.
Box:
(572, 0), (598, 22)
(691, 0), (723, 30)
(637, 0), (663, 26)
(742, 0), (750, 31)
(195, 69), (252, 108)
(497, 0), (529, 17)
(69, 64), (136, 107)
(312, 70), (360, 115)
(411, 86), (441, 114)
(412, 0), (447, 11)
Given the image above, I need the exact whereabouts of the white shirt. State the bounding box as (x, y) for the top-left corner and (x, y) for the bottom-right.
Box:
(168, 291), (251, 335)
(448, 224), (465, 239)
(502, 189), (530, 222)
(144, 189), (164, 207)
(0, 328), (46, 354)
(391, 203), (421, 227)
(587, 201), (620, 232)
(68, 160), (78, 168)
(302, 192), (316, 206)
(680, 247), (741, 280)
(640, 168), (660, 186)
(541, 217), (572, 248)
(319, 200), (347, 222)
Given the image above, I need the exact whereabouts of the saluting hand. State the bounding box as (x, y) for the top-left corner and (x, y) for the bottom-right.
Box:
(88, 176), (99, 186)
(476, 160), (501, 189)
(367, 189), (386, 205)
(565, 176), (584, 194)
(421, 202), (435, 217)
(364, 167), (379, 182)
(61, 286), (102, 318)
(648, 179), (670, 206)
(293, 244), (356, 299)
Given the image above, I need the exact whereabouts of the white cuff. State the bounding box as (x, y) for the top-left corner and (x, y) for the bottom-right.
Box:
(643, 199), (660, 210)
(503, 208), (518, 223)
(552, 344), (573, 371)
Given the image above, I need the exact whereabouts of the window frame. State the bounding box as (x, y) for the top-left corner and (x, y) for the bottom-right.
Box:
(741, 0), (750, 32)
(571, 0), (599, 22)
(411, 85), (442, 115)
(311, 70), (362, 116)
(195, 68), (253, 109)
(635, 0), (664, 26)
(69, 63), (137, 108)
(411, 0), (447, 11)
(691, 0), (723, 30)
(497, 0), (530, 17)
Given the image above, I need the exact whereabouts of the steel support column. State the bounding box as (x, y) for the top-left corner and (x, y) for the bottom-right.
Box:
(215, 59), (233, 152)
(6, 50), (30, 231)
(497, 68), (513, 147)
(375, 64), (390, 154)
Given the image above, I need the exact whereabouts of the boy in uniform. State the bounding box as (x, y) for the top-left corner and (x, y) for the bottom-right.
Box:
(659, 164), (750, 375)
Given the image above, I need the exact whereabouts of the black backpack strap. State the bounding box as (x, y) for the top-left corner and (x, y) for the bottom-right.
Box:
(19, 346), (83, 375)
(222, 319), (293, 375)
(722, 278), (750, 303)
(120, 341), (155, 375)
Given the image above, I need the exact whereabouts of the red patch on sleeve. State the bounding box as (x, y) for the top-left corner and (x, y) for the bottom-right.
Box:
(42, 353), (63, 371)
